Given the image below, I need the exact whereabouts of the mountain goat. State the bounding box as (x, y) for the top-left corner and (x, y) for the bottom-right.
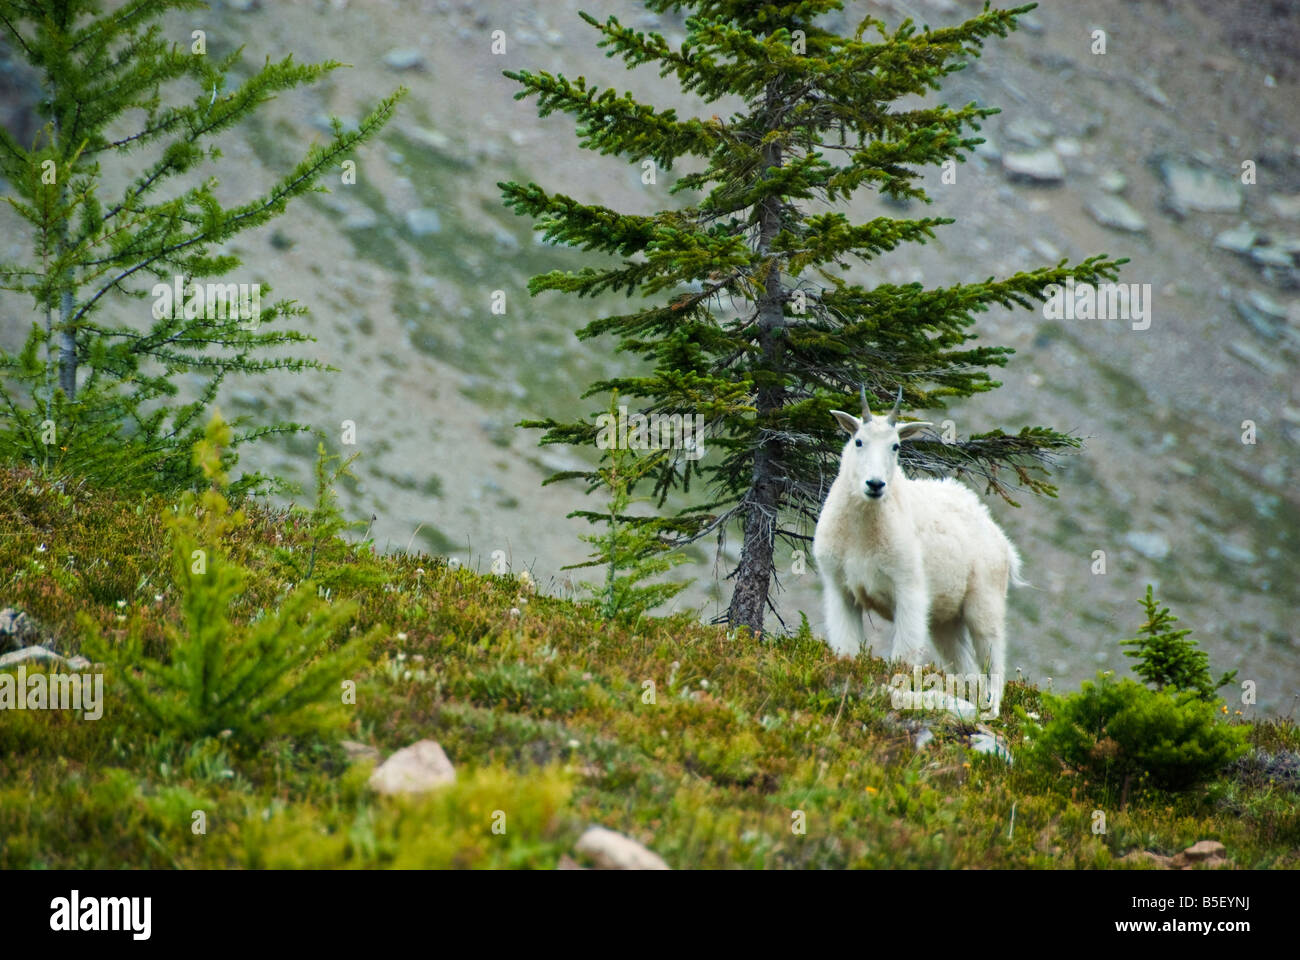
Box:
(812, 386), (1026, 717)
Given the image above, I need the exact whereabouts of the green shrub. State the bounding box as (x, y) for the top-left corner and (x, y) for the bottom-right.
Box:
(1023, 588), (1248, 799)
(1024, 674), (1249, 796)
(82, 414), (381, 746)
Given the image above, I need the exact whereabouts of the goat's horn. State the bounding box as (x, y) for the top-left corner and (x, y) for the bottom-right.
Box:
(860, 384), (871, 419)
(887, 385), (903, 425)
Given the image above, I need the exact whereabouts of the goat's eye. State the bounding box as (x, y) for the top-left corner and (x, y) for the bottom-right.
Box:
(855, 438), (862, 447)
(892, 443), (900, 452)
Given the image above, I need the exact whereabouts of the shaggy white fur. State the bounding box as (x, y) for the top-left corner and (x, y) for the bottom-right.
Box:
(812, 389), (1026, 717)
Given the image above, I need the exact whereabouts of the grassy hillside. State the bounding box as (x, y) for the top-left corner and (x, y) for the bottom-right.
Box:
(0, 462), (1296, 869)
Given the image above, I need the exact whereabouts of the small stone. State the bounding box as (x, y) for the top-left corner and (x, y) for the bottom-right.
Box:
(1214, 223), (1258, 254)
(0, 645), (65, 669)
(1218, 542), (1257, 565)
(968, 732), (1013, 763)
(383, 48), (425, 71)
(368, 739), (456, 794)
(1003, 117), (1053, 149)
(1268, 194), (1300, 221)
(405, 208), (442, 237)
(342, 207), (378, 231)
(1124, 531), (1170, 561)
(1235, 296), (1281, 339)
(0, 608), (40, 652)
(1018, 12), (1045, 34)
(1052, 137), (1082, 158)
(1097, 170), (1128, 194)
(340, 740), (381, 763)
(1184, 839), (1226, 861)
(1135, 78), (1170, 109)
(1086, 194), (1146, 233)
(914, 727), (934, 750)
(1250, 245), (1294, 269)
(574, 826), (670, 870)
(1002, 149), (1065, 184)
(1227, 340), (1287, 375)
(1160, 159), (1242, 216)
(1120, 850), (1173, 868)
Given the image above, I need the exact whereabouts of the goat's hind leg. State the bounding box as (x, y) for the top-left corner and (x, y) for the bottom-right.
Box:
(963, 589), (1008, 718)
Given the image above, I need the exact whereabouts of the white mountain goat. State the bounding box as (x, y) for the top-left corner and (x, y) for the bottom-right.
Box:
(812, 386), (1026, 717)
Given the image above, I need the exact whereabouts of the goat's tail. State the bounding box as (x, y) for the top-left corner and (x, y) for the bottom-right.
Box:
(1008, 542), (1030, 589)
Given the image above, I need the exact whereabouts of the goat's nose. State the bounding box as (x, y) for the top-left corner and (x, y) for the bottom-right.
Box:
(866, 479), (886, 494)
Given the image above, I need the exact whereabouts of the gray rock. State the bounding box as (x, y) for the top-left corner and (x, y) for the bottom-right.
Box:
(574, 826), (670, 870)
(403, 125), (454, 155)
(1018, 12), (1045, 34)
(383, 48), (425, 71)
(1227, 339), (1288, 375)
(969, 732), (1013, 763)
(368, 739), (456, 794)
(1160, 159), (1242, 216)
(1086, 194), (1146, 233)
(914, 727), (934, 750)
(1218, 543), (1257, 566)
(1235, 295), (1282, 339)
(1003, 117), (1053, 149)
(1250, 245), (1294, 269)
(1097, 169), (1128, 194)
(1124, 531), (1170, 561)
(1053, 137), (1082, 158)
(341, 740), (382, 764)
(1267, 194), (1300, 221)
(1002, 149), (1065, 184)
(0, 608), (40, 652)
(405, 208), (442, 237)
(1214, 223), (1258, 254)
(1135, 78), (1170, 109)
(0, 645), (65, 669)
(226, 0), (260, 10)
(1184, 839), (1226, 862)
(343, 207), (379, 231)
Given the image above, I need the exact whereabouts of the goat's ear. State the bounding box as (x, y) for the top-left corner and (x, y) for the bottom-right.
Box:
(830, 410), (861, 436)
(896, 420), (933, 439)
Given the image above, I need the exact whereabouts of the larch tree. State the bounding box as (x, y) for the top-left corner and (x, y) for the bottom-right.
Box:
(500, 0), (1124, 634)
(0, 0), (403, 491)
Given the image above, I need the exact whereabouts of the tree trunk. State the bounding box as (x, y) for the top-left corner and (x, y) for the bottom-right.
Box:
(58, 287), (76, 398)
(727, 98), (786, 634)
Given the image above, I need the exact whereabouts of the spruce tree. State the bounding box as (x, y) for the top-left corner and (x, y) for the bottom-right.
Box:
(0, 0), (403, 491)
(1122, 585), (1236, 702)
(502, 1), (1125, 632)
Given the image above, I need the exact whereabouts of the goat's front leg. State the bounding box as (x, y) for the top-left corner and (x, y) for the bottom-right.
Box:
(889, 578), (933, 667)
(821, 575), (865, 657)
